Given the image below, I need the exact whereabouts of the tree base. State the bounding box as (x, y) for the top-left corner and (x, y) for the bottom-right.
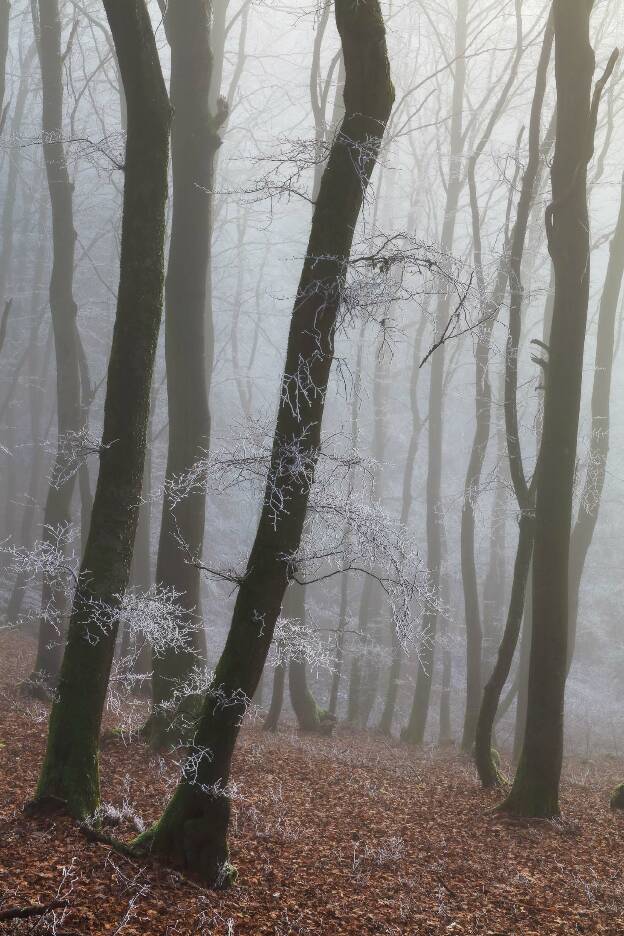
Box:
(609, 783), (624, 810)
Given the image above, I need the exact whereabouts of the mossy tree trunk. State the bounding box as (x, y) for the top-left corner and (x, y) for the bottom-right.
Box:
(501, 0), (613, 818)
(30, 0), (83, 689)
(33, 0), (171, 820)
(136, 0), (394, 884)
(149, 0), (223, 748)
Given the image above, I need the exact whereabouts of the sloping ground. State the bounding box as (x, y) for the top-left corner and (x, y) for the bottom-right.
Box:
(1, 632), (623, 935)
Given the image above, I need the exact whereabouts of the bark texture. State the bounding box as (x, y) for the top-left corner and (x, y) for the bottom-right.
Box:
(135, 0), (394, 884)
(34, 0), (171, 819)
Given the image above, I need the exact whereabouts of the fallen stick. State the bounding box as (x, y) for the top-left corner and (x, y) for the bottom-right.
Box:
(0, 898), (69, 921)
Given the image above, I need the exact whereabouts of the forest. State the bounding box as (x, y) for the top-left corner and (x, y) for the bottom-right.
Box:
(1, 0), (624, 932)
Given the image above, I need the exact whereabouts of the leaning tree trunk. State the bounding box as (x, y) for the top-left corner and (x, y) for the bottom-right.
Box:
(31, 0), (83, 689)
(473, 14), (553, 787)
(134, 0), (394, 885)
(403, 0), (468, 746)
(32, 0), (171, 820)
(149, 0), (224, 748)
(567, 170), (624, 669)
(502, 1), (614, 818)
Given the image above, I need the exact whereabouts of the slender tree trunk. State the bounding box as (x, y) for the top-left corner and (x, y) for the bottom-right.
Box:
(475, 512), (533, 786)
(32, 0), (171, 819)
(567, 171), (624, 668)
(30, 0), (83, 688)
(513, 563), (532, 764)
(135, 0), (394, 884)
(149, 0), (223, 747)
(502, 1), (611, 817)
(263, 657), (286, 732)
(403, 0), (468, 746)
(473, 15), (553, 787)
(460, 0), (524, 753)
(378, 317), (426, 736)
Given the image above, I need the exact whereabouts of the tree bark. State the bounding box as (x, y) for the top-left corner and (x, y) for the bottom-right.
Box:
(30, 0), (83, 688)
(149, 0), (222, 747)
(502, 0), (610, 818)
(33, 0), (171, 819)
(134, 0), (394, 884)
(473, 14), (553, 787)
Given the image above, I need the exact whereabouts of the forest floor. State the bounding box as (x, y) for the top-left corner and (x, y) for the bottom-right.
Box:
(1, 634), (624, 935)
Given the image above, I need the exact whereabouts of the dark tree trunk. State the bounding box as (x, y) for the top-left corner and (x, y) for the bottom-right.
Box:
(502, 0), (611, 818)
(473, 15), (553, 787)
(30, 0), (82, 688)
(513, 567), (532, 764)
(33, 0), (171, 819)
(149, 0), (223, 747)
(135, 0), (394, 884)
(475, 512), (533, 786)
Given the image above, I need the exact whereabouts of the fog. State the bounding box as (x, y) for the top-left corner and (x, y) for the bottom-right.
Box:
(1, 0), (624, 925)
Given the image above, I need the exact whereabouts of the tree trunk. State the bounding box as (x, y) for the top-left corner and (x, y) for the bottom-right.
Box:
(263, 657), (286, 733)
(403, 0), (468, 746)
(567, 171), (624, 668)
(30, 0), (83, 689)
(475, 512), (533, 786)
(473, 14), (553, 787)
(33, 0), (171, 819)
(149, 0), (222, 747)
(502, 0), (609, 818)
(135, 0), (394, 884)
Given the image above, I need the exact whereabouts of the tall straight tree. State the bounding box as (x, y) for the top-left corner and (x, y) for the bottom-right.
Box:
(502, 0), (616, 817)
(33, 0), (171, 819)
(148, 0), (223, 747)
(133, 0), (394, 884)
(30, 0), (83, 688)
(403, 0), (468, 745)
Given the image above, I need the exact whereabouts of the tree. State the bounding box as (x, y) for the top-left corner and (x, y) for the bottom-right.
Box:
(474, 14), (554, 788)
(32, 0), (171, 819)
(29, 0), (83, 690)
(567, 170), (624, 667)
(148, 0), (227, 747)
(501, 0), (616, 818)
(132, 0), (394, 885)
(403, 0), (468, 746)
(459, 0), (524, 752)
